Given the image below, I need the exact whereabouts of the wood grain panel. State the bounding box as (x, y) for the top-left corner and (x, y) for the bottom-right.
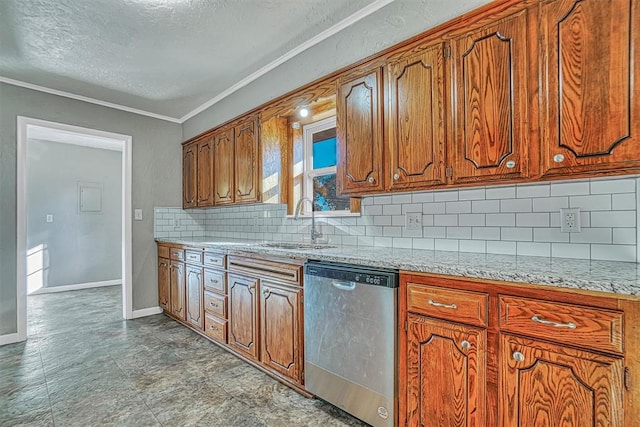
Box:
(260, 116), (289, 204)
(407, 282), (488, 327)
(499, 295), (624, 354)
(203, 268), (226, 294)
(406, 314), (486, 427)
(387, 43), (447, 190)
(500, 334), (623, 426)
(185, 264), (203, 330)
(204, 312), (227, 343)
(196, 137), (213, 206)
(228, 273), (259, 360)
(213, 128), (234, 205)
(234, 117), (260, 203)
(182, 143), (197, 208)
(450, 9), (530, 184)
(203, 252), (226, 269)
(540, 0), (640, 176)
(158, 257), (170, 311)
(204, 290), (226, 318)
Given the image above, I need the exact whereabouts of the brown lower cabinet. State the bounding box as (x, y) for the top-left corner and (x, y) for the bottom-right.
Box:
(169, 260), (185, 321)
(228, 273), (260, 360)
(400, 273), (640, 427)
(185, 263), (203, 330)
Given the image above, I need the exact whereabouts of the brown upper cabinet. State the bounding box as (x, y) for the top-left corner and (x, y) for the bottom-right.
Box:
(386, 42), (447, 190)
(182, 142), (197, 208)
(448, 8), (531, 184)
(539, 0), (640, 177)
(234, 117), (260, 203)
(182, 136), (214, 208)
(337, 67), (385, 195)
(213, 127), (235, 205)
(196, 137), (213, 206)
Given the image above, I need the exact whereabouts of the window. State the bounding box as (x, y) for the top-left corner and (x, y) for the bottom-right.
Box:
(301, 116), (352, 215)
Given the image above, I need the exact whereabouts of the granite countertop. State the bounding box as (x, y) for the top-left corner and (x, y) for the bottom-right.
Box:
(156, 237), (640, 297)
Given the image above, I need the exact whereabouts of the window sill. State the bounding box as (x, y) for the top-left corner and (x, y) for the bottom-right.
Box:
(285, 211), (361, 219)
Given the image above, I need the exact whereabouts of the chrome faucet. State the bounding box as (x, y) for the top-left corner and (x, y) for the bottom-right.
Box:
(294, 197), (322, 243)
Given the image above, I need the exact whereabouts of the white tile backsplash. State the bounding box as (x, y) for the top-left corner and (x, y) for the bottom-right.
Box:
(155, 176), (640, 262)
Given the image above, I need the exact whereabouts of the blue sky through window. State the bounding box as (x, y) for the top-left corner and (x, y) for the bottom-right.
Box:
(312, 137), (336, 169)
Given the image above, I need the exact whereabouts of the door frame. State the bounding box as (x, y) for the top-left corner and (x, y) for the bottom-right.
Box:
(16, 116), (134, 342)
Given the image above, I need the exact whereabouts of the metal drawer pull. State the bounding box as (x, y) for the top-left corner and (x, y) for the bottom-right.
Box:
(368, 176), (375, 183)
(262, 287), (271, 297)
(210, 325), (218, 331)
(553, 153), (565, 163)
(428, 299), (457, 310)
(210, 278), (219, 284)
(461, 340), (471, 350)
(506, 160), (516, 169)
(209, 301), (218, 308)
(332, 281), (356, 291)
(531, 315), (576, 329)
(513, 351), (525, 362)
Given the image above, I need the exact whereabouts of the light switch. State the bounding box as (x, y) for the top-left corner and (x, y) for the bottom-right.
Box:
(134, 209), (143, 221)
(46, 214), (53, 223)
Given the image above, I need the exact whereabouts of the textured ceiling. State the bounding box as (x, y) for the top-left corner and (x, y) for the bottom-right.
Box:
(0, 0), (381, 120)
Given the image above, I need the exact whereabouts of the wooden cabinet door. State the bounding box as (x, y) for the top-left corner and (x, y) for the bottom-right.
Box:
(234, 118), (260, 203)
(228, 274), (259, 360)
(387, 43), (447, 190)
(182, 143), (197, 208)
(405, 314), (486, 427)
(500, 334), (623, 427)
(213, 128), (235, 205)
(449, 9), (530, 184)
(158, 258), (170, 311)
(169, 261), (185, 321)
(185, 264), (203, 330)
(540, 0), (640, 177)
(196, 137), (213, 206)
(337, 68), (385, 195)
(259, 281), (302, 384)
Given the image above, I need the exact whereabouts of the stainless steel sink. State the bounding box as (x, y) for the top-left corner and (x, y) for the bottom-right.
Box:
(258, 242), (336, 250)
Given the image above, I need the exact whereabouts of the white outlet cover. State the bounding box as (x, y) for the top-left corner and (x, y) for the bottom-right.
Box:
(560, 208), (581, 233)
(405, 212), (422, 231)
(134, 209), (143, 220)
(46, 214), (53, 223)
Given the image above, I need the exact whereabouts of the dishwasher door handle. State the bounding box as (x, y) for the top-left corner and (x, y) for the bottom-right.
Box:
(332, 281), (357, 291)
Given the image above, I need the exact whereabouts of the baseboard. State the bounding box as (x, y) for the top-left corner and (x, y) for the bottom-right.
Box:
(131, 306), (163, 318)
(0, 333), (21, 346)
(28, 279), (121, 295)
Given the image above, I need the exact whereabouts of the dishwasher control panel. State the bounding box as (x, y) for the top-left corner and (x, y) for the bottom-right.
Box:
(305, 261), (398, 288)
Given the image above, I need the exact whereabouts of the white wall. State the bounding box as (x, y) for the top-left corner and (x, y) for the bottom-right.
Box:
(155, 176), (639, 263)
(27, 139), (122, 290)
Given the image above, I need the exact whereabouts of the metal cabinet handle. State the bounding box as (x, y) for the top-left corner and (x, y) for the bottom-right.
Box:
(506, 160), (516, 169)
(209, 301), (219, 308)
(553, 154), (565, 163)
(461, 340), (471, 350)
(209, 325), (218, 331)
(210, 278), (219, 284)
(428, 299), (457, 310)
(531, 315), (576, 329)
(332, 281), (356, 291)
(393, 173), (400, 180)
(513, 351), (525, 362)
(368, 176), (375, 183)
(262, 287), (271, 297)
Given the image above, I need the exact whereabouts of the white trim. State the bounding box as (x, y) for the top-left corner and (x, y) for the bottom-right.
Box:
(131, 306), (163, 318)
(28, 280), (121, 295)
(16, 117), (134, 344)
(1, 77), (181, 123)
(0, 333), (20, 346)
(178, 0), (395, 122)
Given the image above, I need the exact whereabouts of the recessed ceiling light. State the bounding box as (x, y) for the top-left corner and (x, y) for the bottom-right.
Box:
(299, 107), (309, 118)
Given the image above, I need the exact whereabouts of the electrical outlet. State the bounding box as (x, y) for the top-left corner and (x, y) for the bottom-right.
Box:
(560, 208), (581, 233)
(173, 218), (180, 229)
(134, 209), (143, 221)
(405, 212), (422, 231)
(46, 214), (53, 223)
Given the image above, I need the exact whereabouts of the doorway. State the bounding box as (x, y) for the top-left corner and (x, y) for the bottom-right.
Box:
(16, 117), (133, 342)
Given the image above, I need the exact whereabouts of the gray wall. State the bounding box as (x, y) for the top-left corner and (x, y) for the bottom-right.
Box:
(182, 0), (493, 139)
(0, 82), (182, 336)
(27, 140), (122, 288)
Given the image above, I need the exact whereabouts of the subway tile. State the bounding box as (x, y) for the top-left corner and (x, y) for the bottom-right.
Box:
(374, 237), (392, 247)
(472, 227), (501, 240)
(446, 201), (472, 214)
(570, 228), (612, 244)
(591, 244), (636, 262)
(374, 195), (393, 205)
(613, 228), (636, 245)
(459, 213), (486, 226)
(392, 194), (413, 204)
(364, 205), (383, 216)
(403, 227), (423, 238)
(591, 211), (636, 228)
(357, 236), (375, 246)
(435, 239), (459, 252)
(501, 227), (533, 241)
(550, 181), (590, 196)
(365, 226), (383, 236)
(500, 198), (532, 213)
(423, 202), (446, 214)
(590, 178), (636, 194)
(392, 215), (406, 227)
(446, 227), (472, 239)
(533, 228), (570, 243)
(374, 216), (392, 226)
(459, 240), (486, 253)
(517, 242), (551, 257)
(383, 226), (402, 237)
(383, 204), (402, 215)
(412, 192), (434, 203)
(487, 240), (516, 255)
(612, 193), (636, 210)
(434, 214), (458, 226)
(458, 188), (486, 200)
(551, 243), (591, 259)
(434, 190), (458, 202)
(486, 185), (515, 199)
(486, 213), (515, 227)
(413, 238), (435, 250)
(516, 213), (550, 227)
(570, 194), (612, 211)
(423, 226), (446, 238)
(422, 215), (434, 226)
(402, 203), (423, 213)
(533, 197), (569, 212)
(361, 197), (374, 206)
(472, 200), (500, 213)
(341, 235), (358, 246)
(516, 184), (550, 198)
(393, 238), (413, 249)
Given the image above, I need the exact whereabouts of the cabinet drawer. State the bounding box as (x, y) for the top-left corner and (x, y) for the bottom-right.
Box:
(170, 248), (185, 261)
(185, 250), (203, 264)
(204, 313), (227, 343)
(204, 269), (226, 294)
(204, 291), (226, 318)
(407, 283), (488, 327)
(499, 296), (623, 354)
(158, 245), (170, 259)
(204, 252), (226, 268)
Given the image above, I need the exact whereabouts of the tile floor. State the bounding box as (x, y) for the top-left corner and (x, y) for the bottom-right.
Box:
(0, 286), (366, 426)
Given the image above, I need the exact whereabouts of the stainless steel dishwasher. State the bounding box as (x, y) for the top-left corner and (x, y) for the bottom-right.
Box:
(304, 261), (398, 427)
